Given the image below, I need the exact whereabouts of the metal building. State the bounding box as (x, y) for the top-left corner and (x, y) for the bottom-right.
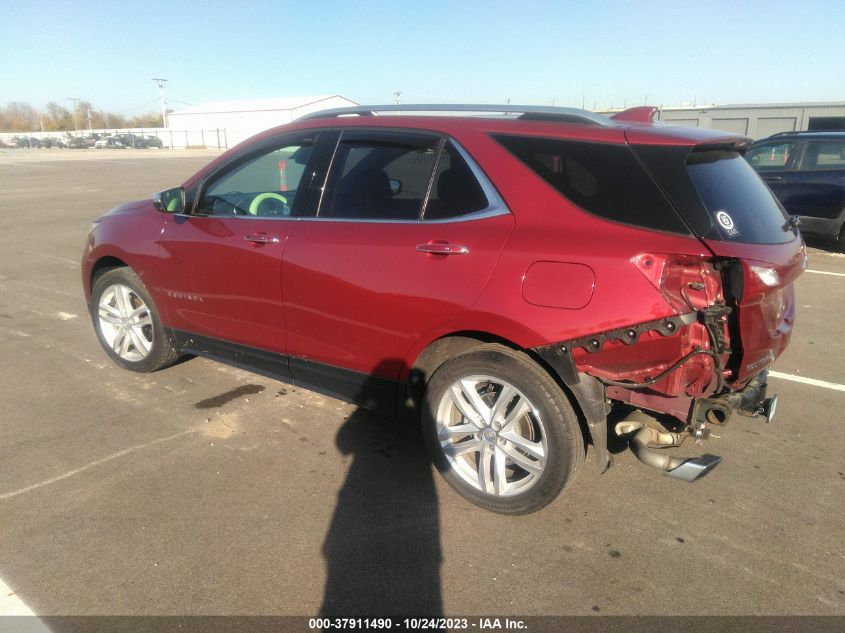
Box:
(166, 95), (358, 147)
(651, 102), (845, 139)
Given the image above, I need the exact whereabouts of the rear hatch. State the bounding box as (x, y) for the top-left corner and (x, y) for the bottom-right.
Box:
(629, 132), (806, 384)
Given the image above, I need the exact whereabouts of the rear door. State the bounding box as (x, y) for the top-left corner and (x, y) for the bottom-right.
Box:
(788, 138), (845, 227)
(281, 130), (514, 396)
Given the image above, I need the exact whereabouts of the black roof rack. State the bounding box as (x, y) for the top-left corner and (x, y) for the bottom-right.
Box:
(298, 104), (612, 127)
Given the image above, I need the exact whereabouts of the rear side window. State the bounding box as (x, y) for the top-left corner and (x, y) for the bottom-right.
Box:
(799, 140), (845, 170)
(687, 150), (790, 244)
(424, 142), (488, 219)
(493, 135), (689, 234)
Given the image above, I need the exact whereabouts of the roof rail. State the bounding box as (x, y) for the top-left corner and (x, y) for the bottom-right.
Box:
(298, 104), (612, 126)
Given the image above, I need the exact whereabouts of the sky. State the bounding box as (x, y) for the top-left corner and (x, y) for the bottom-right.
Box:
(1, 0), (843, 114)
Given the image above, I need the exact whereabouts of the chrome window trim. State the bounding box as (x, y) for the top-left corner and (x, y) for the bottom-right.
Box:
(442, 138), (510, 220)
(174, 213), (302, 222)
(296, 206), (509, 225)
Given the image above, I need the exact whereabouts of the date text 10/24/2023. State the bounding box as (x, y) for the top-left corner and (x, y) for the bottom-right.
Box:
(308, 617), (527, 630)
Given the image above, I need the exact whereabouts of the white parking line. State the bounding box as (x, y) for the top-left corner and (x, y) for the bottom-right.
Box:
(0, 429), (198, 502)
(768, 371), (845, 393)
(0, 576), (36, 616)
(806, 269), (845, 277)
(0, 577), (52, 632)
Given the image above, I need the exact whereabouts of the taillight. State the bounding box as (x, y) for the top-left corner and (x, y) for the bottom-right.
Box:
(631, 253), (723, 313)
(749, 264), (780, 289)
(743, 260), (791, 334)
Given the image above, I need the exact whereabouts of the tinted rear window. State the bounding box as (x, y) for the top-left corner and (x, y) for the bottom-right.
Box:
(687, 150), (790, 244)
(493, 135), (689, 234)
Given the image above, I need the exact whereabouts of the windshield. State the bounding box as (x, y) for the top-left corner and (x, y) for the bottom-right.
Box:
(687, 150), (791, 244)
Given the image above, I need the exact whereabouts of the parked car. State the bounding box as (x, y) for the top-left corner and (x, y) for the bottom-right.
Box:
(66, 135), (90, 149)
(747, 131), (845, 249)
(94, 136), (124, 149)
(82, 104), (804, 514)
(15, 136), (41, 148)
(144, 135), (164, 148)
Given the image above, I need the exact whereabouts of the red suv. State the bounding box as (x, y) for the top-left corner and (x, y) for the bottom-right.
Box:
(82, 105), (805, 514)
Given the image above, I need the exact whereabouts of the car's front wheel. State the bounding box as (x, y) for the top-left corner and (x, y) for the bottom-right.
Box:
(89, 267), (178, 372)
(422, 345), (584, 515)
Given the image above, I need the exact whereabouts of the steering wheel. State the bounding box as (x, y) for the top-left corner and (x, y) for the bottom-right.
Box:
(248, 192), (288, 216)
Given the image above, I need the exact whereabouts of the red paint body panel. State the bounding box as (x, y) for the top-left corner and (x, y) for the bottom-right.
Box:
(82, 200), (167, 308)
(521, 262), (595, 309)
(703, 237), (805, 383)
(610, 106), (658, 124)
(282, 213), (515, 379)
(157, 215), (294, 354)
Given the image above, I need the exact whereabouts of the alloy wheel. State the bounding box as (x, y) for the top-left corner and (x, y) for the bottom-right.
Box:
(435, 375), (548, 497)
(97, 284), (154, 362)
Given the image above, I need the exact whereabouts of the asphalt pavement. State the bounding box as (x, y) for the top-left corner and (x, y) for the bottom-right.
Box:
(0, 149), (843, 618)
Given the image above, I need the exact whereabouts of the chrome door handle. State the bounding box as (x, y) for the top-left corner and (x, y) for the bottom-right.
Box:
(244, 234), (280, 244)
(416, 243), (469, 255)
(763, 176), (783, 181)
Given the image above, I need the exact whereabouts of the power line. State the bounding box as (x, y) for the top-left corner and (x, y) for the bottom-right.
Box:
(117, 98), (160, 114)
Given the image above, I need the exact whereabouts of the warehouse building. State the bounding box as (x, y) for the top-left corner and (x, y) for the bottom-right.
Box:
(166, 95), (357, 147)
(651, 101), (845, 139)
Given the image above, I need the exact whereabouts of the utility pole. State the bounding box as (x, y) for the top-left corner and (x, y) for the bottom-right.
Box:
(152, 78), (168, 127)
(67, 97), (81, 131)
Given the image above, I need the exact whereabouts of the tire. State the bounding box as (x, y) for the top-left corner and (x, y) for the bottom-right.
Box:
(837, 224), (845, 253)
(89, 267), (179, 372)
(421, 344), (584, 515)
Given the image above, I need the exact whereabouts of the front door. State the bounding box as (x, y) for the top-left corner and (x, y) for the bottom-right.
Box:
(157, 132), (323, 358)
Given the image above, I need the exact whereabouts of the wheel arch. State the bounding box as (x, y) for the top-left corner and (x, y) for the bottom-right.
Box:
(400, 330), (606, 469)
(89, 255), (129, 292)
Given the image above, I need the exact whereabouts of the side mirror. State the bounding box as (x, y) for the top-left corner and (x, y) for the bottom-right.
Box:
(153, 187), (185, 213)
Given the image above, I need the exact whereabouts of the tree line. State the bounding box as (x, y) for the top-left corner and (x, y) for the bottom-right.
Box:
(0, 101), (166, 132)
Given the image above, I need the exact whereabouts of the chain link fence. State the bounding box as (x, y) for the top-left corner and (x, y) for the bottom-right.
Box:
(0, 128), (228, 150)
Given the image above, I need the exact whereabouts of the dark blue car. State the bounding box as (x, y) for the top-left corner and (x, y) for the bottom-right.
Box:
(747, 131), (845, 250)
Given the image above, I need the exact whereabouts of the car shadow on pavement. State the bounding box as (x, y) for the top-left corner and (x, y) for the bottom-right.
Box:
(319, 368), (443, 618)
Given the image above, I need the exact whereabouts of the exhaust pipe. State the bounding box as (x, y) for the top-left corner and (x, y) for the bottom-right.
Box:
(693, 370), (777, 426)
(615, 411), (721, 482)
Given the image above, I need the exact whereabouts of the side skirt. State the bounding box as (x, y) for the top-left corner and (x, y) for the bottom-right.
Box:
(169, 329), (397, 416)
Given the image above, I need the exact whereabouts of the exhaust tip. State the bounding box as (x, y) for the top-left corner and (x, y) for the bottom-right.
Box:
(762, 395), (778, 423)
(666, 454), (722, 482)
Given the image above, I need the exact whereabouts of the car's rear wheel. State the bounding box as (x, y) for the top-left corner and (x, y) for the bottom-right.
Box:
(90, 267), (178, 372)
(421, 345), (584, 515)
